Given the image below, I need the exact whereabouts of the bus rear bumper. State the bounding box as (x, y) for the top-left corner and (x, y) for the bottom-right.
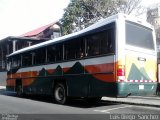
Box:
(117, 82), (157, 97)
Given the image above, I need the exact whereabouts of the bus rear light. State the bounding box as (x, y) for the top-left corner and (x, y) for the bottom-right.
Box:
(117, 65), (125, 76)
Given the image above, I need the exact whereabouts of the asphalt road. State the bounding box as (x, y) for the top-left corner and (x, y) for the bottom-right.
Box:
(0, 90), (160, 120)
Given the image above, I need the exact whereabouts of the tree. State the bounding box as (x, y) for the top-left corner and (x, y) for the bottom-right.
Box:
(61, 0), (144, 35)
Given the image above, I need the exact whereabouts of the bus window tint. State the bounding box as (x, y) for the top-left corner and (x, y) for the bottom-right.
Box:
(86, 29), (114, 57)
(76, 38), (85, 58)
(47, 46), (56, 62)
(126, 21), (154, 50)
(7, 58), (12, 71)
(64, 38), (84, 60)
(56, 44), (63, 61)
(22, 53), (32, 67)
(47, 44), (63, 62)
(12, 55), (21, 68)
(33, 48), (46, 65)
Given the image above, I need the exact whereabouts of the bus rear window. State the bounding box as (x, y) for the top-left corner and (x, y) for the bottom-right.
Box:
(125, 21), (155, 50)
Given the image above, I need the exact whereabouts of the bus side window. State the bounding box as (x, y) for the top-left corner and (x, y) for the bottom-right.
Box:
(64, 38), (84, 60)
(86, 29), (115, 57)
(55, 44), (63, 62)
(77, 38), (85, 58)
(47, 44), (63, 63)
(86, 32), (103, 57)
(47, 45), (56, 63)
(12, 55), (21, 68)
(7, 58), (11, 71)
(34, 48), (46, 65)
(22, 53), (32, 67)
(107, 28), (115, 53)
(64, 40), (79, 60)
(101, 28), (115, 54)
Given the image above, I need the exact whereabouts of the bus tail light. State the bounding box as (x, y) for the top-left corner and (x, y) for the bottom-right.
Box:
(117, 65), (125, 76)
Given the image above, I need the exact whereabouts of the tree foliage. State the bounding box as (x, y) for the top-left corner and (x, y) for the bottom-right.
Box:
(61, 0), (144, 35)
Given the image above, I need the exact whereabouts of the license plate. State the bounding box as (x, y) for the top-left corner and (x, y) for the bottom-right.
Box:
(139, 85), (144, 90)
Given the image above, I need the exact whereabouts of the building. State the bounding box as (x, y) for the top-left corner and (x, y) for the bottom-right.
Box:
(147, 4), (160, 94)
(0, 36), (47, 70)
(0, 36), (47, 86)
(0, 22), (61, 86)
(147, 4), (160, 62)
(21, 22), (61, 39)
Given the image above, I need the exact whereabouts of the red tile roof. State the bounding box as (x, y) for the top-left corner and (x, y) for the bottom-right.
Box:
(21, 21), (57, 37)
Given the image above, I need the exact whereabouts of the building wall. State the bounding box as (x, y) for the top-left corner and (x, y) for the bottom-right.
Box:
(147, 5), (160, 63)
(0, 71), (7, 86)
(22, 23), (61, 39)
(0, 38), (42, 86)
(147, 5), (160, 89)
(0, 23), (61, 86)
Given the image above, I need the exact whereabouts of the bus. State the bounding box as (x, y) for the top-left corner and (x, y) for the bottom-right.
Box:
(6, 13), (157, 104)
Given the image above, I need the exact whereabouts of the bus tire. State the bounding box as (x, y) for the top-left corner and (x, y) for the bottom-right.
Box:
(54, 83), (67, 104)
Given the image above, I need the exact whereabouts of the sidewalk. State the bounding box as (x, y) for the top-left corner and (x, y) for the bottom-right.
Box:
(0, 86), (6, 89)
(102, 96), (160, 107)
(0, 86), (6, 94)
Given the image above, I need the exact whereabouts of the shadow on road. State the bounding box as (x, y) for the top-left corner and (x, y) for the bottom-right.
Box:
(1, 89), (119, 108)
(66, 99), (119, 108)
(27, 96), (120, 108)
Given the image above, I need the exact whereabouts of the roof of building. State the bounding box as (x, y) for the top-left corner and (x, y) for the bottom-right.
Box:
(21, 21), (58, 37)
(0, 36), (47, 42)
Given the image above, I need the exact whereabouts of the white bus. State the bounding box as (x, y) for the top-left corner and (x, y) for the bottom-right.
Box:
(6, 13), (157, 104)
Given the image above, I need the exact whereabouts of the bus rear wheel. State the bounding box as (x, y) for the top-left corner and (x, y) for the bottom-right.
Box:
(54, 83), (67, 104)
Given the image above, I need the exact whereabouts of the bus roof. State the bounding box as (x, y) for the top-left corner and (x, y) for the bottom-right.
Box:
(8, 13), (154, 57)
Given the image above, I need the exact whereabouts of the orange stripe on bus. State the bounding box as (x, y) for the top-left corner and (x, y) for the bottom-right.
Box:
(47, 69), (55, 74)
(31, 71), (38, 77)
(7, 79), (15, 87)
(22, 78), (35, 86)
(7, 78), (35, 87)
(7, 62), (116, 87)
(93, 74), (115, 82)
(63, 68), (70, 72)
(85, 63), (114, 73)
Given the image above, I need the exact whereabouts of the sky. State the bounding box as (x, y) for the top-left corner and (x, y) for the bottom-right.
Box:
(141, 0), (160, 7)
(0, 0), (160, 40)
(0, 0), (70, 39)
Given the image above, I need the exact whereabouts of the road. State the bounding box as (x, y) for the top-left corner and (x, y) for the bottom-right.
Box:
(0, 89), (160, 120)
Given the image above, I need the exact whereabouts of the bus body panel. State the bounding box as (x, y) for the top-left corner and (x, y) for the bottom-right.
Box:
(125, 50), (157, 96)
(7, 55), (116, 97)
(6, 14), (157, 100)
(116, 18), (157, 97)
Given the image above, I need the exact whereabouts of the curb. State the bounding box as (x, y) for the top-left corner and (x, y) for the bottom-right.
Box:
(102, 97), (160, 107)
(0, 86), (6, 89)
